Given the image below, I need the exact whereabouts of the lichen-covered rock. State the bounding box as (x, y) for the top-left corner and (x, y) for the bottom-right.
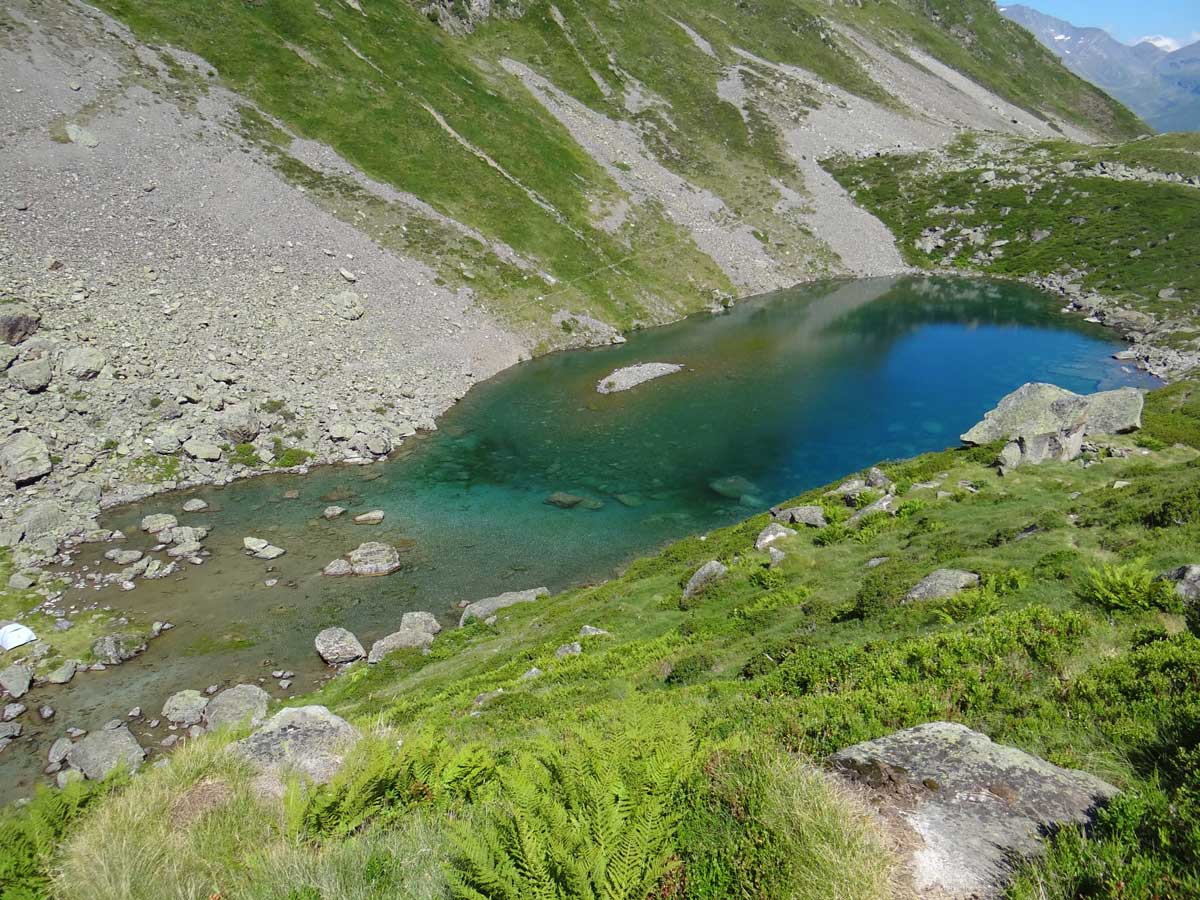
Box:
(91, 633), (146, 665)
(0, 664), (33, 699)
(832, 722), (1118, 899)
(459, 587), (549, 626)
(229, 705), (359, 785)
(204, 684), (270, 730)
(683, 560), (727, 599)
(905, 569), (979, 603)
(962, 383), (1142, 444)
(66, 725), (144, 780)
(315, 627), (365, 664)
(754, 523), (795, 551)
(140, 513), (177, 534)
(400, 611), (442, 635)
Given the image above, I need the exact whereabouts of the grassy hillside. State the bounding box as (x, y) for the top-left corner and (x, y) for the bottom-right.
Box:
(88, 0), (1144, 340)
(6, 381), (1200, 898)
(825, 133), (1200, 355)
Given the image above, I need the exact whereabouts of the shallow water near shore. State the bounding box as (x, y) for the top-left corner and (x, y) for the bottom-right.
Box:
(1, 276), (1159, 799)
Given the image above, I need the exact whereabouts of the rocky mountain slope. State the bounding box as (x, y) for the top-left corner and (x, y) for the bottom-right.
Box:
(1001, 4), (1200, 132)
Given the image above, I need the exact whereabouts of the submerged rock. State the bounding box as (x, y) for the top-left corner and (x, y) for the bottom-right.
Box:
(961, 383), (1142, 445)
(596, 362), (682, 394)
(832, 722), (1118, 899)
(348, 542), (402, 576)
(459, 587), (549, 626)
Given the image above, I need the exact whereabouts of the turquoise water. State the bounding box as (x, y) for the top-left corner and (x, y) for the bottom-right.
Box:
(1, 276), (1158, 799)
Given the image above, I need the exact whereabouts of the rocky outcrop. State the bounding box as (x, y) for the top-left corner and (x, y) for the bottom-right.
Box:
(229, 705), (359, 785)
(596, 363), (683, 394)
(771, 505), (828, 528)
(832, 722), (1118, 899)
(315, 627), (366, 664)
(683, 560), (727, 599)
(961, 383), (1143, 445)
(65, 725), (145, 780)
(905, 569), (979, 602)
(459, 587), (549, 626)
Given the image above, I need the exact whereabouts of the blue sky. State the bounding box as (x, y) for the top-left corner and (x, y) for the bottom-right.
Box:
(1012, 0), (1199, 50)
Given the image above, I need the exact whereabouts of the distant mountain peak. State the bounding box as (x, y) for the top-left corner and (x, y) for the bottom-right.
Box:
(1001, 4), (1200, 131)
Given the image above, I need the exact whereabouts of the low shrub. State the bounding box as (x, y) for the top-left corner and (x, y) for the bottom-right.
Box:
(1079, 562), (1179, 613)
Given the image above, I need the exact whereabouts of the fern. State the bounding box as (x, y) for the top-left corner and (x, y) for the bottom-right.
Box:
(447, 732), (690, 900)
(1081, 561), (1180, 613)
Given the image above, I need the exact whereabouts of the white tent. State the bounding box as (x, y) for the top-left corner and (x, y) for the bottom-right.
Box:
(0, 622), (37, 652)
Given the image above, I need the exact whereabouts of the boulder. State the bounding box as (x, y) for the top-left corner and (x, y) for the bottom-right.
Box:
(141, 513), (177, 534)
(832, 722), (1118, 899)
(683, 560), (727, 599)
(182, 498), (209, 513)
(162, 689), (209, 726)
(367, 628), (434, 663)
(0, 664), (33, 699)
(216, 402), (263, 443)
(45, 660), (78, 684)
(353, 509), (385, 524)
(754, 523), (795, 551)
(1158, 565), (1200, 602)
(905, 569), (979, 603)
(61, 346), (106, 379)
(66, 725), (144, 780)
(1014, 426), (1085, 468)
(0, 305), (40, 344)
(323, 505), (346, 519)
(204, 684), (270, 730)
(7, 357), (51, 392)
(315, 627), (365, 664)
(459, 587), (549, 626)
(962, 383), (1142, 445)
(0, 432), (52, 485)
(229, 705), (359, 784)
(596, 362), (683, 394)
(400, 611), (441, 635)
(348, 542), (402, 576)
(771, 505), (827, 528)
(182, 437), (222, 461)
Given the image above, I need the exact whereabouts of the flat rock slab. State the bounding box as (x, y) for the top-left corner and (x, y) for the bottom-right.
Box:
(459, 587), (549, 626)
(596, 362), (683, 394)
(229, 705), (358, 785)
(66, 725), (145, 780)
(832, 722), (1118, 899)
(905, 569), (979, 603)
(962, 383), (1143, 445)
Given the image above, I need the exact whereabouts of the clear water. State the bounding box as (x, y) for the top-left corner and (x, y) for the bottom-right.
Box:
(1, 276), (1158, 799)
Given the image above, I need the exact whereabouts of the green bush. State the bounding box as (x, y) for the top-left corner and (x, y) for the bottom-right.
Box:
(666, 653), (715, 686)
(850, 560), (921, 619)
(1079, 562), (1179, 613)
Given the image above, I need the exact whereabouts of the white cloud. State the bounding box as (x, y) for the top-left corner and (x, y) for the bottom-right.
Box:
(1138, 34), (1183, 52)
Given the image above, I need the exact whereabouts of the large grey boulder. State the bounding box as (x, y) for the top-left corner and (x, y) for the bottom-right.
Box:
(348, 542), (402, 576)
(7, 357), (52, 393)
(61, 346), (106, 379)
(229, 705), (359, 784)
(771, 505), (827, 528)
(0, 305), (40, 344)
(162, 689), (209, 726)
(459, 587), (549, 626)
(832, 722), (1118, 899)
(0, 433), (52, 486)
(1159, 565), (1200, 602)
(905, 569), (979, 603)
(596, 362), (683, 394)
(91, 633), (146, 665)
(0, 664), (33, 699)
(66, 725), (145, 780)
(999, 425), (1086, 473)
(315, 627), (365, 664)
(204, 684), (270, 730)
(962, 383), (1143, 445)
(368, 628), (435, 663)
(683, 560), (727, 599)
(216, 402), (263, 443)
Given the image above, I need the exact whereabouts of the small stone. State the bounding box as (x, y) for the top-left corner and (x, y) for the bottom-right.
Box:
(322, 558), (353, 576)
(38, 705), (55, 721)
(579, 625), (608, 637)
(353, 509), (385, 524)
(339, 268), (357, 283)
(323, 505), (346, 520)
(556, 642), (582, 658)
